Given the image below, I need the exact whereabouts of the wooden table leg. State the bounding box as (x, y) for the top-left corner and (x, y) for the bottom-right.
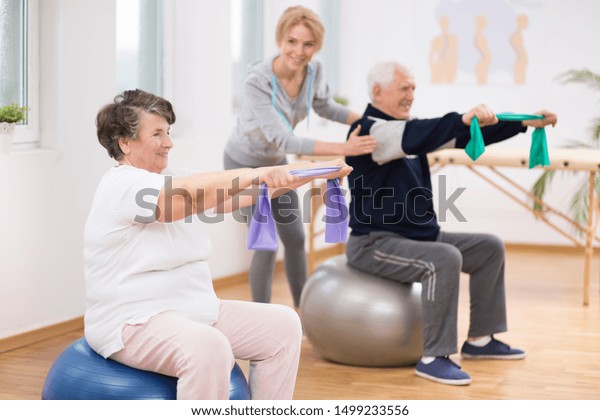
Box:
(308, 179), (317, 274)
(583, 172), (596, 306)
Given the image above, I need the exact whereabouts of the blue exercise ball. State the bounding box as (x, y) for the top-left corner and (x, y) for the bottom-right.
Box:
(229, 362), (250, 400)
(42, 338), (250, 400)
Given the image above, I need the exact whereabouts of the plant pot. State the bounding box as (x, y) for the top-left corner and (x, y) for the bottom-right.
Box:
(0, 122), (15, 154)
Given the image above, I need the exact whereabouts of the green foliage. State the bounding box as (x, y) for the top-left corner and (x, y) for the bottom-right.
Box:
(531, 69), (600, 236)
(333, 96), (349, 106)
(557, 69), (600, 93)
(531, 170), (556, 212)
(0, 103), (29, 123)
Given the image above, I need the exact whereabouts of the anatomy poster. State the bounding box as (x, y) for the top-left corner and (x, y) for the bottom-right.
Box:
(418, 0), (546, 85)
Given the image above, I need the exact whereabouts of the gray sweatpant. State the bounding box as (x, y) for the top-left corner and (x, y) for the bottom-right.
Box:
(346, 230), (508, 357)
(224, 153), (307, 307)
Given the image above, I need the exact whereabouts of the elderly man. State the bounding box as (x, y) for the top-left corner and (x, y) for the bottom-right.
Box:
(345, 61), (557, 385)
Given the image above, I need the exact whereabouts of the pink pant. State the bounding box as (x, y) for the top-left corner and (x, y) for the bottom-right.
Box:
(110, 300), (302, 400)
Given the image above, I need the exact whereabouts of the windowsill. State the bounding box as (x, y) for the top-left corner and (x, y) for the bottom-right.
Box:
(1, 144), (54, 157)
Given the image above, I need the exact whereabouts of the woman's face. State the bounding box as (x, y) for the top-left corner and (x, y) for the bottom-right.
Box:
(119, 111), (172, 174)
(278, 23), (318, 72)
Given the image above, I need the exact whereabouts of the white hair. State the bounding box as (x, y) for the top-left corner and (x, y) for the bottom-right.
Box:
(366, 61), (413, 101)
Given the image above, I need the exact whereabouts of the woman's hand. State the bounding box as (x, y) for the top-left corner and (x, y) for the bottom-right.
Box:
(253, 165), (297, 188)
(254, 159), (352, 188)
(314, 159), (353, 179)
(462, 104), (498, 127)
(522, 110), (558, 128)
(343, 125), (377, 156)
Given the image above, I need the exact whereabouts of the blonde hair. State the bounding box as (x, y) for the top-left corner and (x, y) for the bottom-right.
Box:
(275, 6), (325, 52)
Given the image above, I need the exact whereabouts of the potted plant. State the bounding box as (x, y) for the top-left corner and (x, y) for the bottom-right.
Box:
(532, 69), (600, 233)
(0, 103), (29, 154)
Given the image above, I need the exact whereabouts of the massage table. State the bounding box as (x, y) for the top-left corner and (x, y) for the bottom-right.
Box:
(428, 147), (600, 306)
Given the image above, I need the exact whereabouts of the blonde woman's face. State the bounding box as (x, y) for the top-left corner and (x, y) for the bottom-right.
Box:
(278, 24), (317, 71)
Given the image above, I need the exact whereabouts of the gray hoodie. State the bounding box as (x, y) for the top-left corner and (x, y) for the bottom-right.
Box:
(224, 55), (350, 167)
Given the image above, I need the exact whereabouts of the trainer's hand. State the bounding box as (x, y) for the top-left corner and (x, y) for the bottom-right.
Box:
(343, 125), (377, 156)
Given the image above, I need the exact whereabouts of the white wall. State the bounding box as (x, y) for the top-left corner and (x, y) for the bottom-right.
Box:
(0, 0), (117, 338)
(2, 0), (600, 339)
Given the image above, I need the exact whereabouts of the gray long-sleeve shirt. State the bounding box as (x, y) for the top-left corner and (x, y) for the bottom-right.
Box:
(224, 55), (350, 167)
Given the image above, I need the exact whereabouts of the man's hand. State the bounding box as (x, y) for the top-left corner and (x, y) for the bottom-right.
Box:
(462, 104), (498, 127)
(522, 110), (558, 128)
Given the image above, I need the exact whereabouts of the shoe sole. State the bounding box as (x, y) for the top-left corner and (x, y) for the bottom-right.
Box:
(415, 370), (472, 386)
(461, 352), (527, 360)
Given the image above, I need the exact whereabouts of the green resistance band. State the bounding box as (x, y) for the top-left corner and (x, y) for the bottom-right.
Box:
(464, 113), (549, 168)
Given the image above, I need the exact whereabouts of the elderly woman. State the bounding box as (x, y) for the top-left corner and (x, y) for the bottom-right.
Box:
(224, 5), (376, 310)
(84, 89), (352, 399)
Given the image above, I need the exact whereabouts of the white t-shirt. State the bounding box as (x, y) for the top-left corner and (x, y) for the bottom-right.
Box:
(83, 165), (219, 358)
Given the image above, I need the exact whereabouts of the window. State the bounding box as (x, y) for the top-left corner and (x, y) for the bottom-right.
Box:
(116, 0), (164, 95)
(316, 0), (340, 95)
(231, 0), (264, 110)
(0, 0), (40, 148)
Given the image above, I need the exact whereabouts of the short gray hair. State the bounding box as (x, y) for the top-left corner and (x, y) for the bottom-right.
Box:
(366, 61), (413, 101)
(96, 89), (176, 160)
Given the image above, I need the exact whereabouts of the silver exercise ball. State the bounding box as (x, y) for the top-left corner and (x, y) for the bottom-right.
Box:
(300, 255), (423, 367)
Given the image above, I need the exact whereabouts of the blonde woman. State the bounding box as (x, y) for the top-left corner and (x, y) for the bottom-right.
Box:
(224, 6), (375, 309)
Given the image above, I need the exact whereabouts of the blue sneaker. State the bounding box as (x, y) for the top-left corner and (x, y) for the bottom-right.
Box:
(415, 357), (472, 386)
(461, 336), (526, 360)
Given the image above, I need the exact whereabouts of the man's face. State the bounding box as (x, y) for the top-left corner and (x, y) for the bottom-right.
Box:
(373, 69), (415, 120)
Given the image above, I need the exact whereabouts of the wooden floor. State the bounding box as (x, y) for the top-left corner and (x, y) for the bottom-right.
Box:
(1, 246), (599, 400)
